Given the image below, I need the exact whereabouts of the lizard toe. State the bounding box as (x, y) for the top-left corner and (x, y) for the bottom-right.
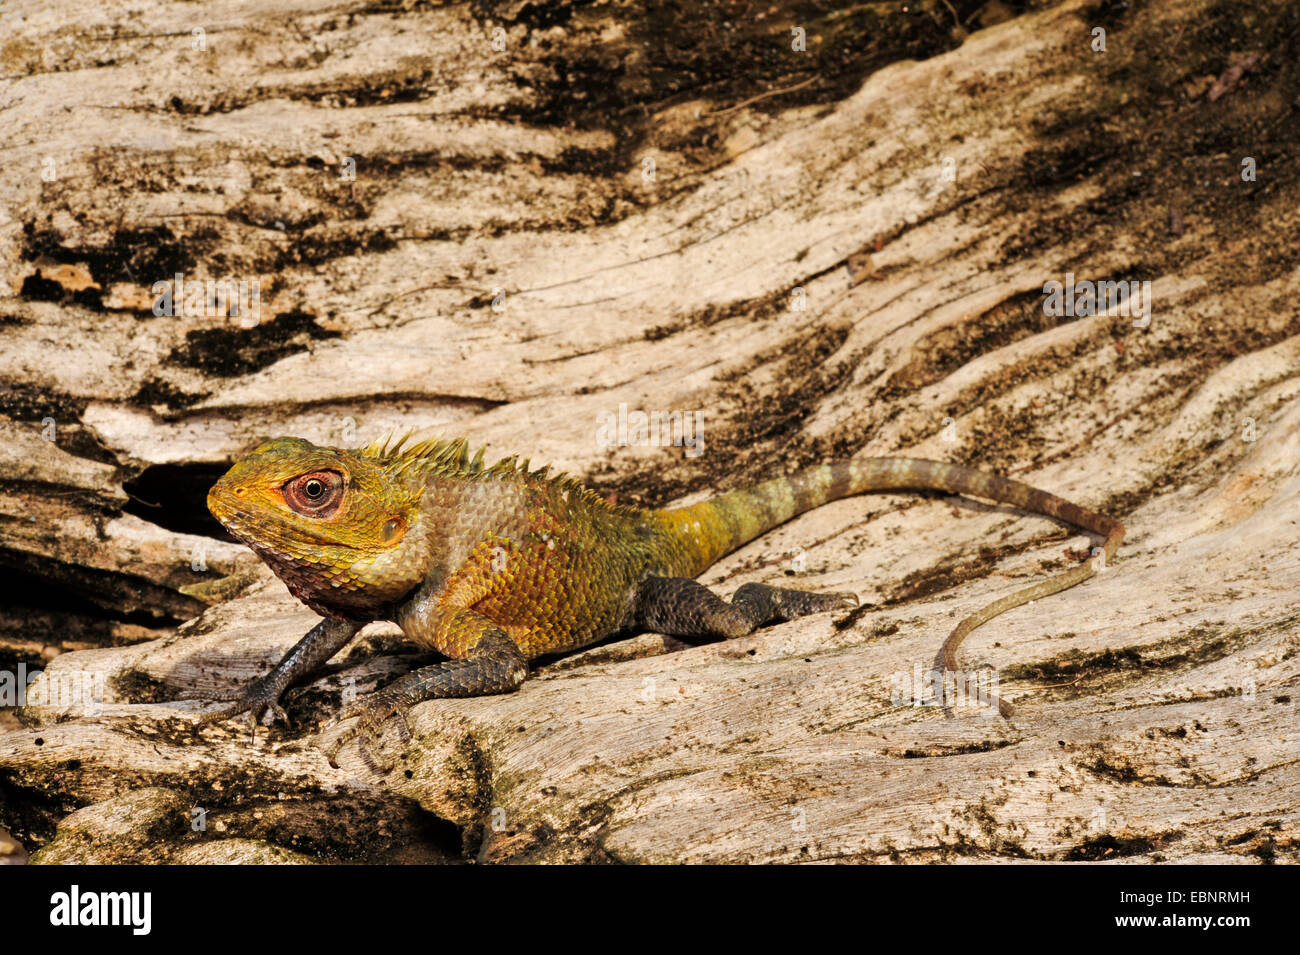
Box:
(836, 592), (860, 611)
(195, 697), (263, 733)
(193, 676), (291, 740)
(356, 737), (397, 775)
(194, 702), (243, 730)
(322, 696), (408, 772)
(770, 586), (860, 620)
(323, 723), (397, 774)
(322, 731), (349, 769)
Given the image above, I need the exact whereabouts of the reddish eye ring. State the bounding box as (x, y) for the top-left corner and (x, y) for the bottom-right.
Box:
(283, 470), (344, 518)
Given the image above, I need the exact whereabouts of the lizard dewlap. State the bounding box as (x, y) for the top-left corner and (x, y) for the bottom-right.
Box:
(200, 434), (1123, 770)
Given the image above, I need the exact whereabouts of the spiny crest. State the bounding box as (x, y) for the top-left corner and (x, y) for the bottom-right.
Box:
(359, 430), (638, 513)
(359, 431), (543, 483)
(361, 431), (484, 479)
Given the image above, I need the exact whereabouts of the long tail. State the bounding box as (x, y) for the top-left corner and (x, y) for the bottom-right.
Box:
(655, 458), (1123, 716)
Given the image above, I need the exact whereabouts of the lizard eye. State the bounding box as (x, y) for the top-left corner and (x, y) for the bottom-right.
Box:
(283, 470), (344, 518)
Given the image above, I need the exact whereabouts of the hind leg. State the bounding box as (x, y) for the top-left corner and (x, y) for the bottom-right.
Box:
(635, 576), (857, 639)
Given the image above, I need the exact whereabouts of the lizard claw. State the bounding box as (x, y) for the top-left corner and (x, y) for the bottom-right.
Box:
(323, 723), (396, 774)
(356, 738), (397, 775)
(321, 693), (412, 773)
(823, 591), (859, 613)
(193, 678), (290, 741)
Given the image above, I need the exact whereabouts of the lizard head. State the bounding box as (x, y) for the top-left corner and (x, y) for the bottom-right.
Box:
(208, 437), (426, 617)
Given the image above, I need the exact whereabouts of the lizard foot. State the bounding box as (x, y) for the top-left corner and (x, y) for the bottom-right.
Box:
(192, 677), (290, 742)
(733, 581), (859, 623)
(322, 693), (413, 773)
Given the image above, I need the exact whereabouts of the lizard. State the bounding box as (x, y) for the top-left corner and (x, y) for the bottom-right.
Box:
(197, 434), (1123, 770)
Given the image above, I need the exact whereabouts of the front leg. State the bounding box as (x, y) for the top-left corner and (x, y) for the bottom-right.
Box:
(196, 616), (360, 737)
(324, 612), (527, 772)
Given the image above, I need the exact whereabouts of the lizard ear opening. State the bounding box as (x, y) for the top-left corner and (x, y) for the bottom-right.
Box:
(282, 470), (345, 519)
(380, 516), (406, 545)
